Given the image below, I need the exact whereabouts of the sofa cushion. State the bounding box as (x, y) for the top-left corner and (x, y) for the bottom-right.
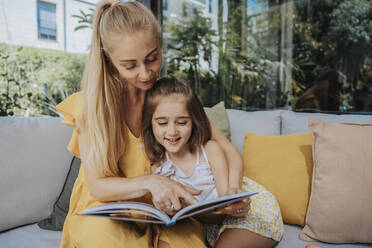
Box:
(1, 223), (370, 248)
(0, 224), (62, 248)
(301, 119), (372, 244)
(227, 109), (282, 153)
(242, 132), (313, 226)
(38, 156), (81, 231)
(281, 110), (372, 134)
(276, 224), (372, 248)
(205, 101), (231, 140)
(0, 117), (73, 232)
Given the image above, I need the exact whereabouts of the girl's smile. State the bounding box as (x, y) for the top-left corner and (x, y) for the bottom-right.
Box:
(165, 137), (181, 144)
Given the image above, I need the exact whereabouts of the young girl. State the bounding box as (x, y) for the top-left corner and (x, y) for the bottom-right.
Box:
(142, 76), (229, 204)
(142, 77), (284, 248)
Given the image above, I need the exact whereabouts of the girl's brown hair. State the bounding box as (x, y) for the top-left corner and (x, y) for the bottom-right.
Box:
(80, 0), (161, 177)
(142, 77), (211, 163)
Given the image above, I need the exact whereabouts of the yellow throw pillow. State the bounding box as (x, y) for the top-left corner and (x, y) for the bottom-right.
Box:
(243, 132), (313, 226)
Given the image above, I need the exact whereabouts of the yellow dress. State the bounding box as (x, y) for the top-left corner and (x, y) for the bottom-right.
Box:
(57, 92), (206, 248)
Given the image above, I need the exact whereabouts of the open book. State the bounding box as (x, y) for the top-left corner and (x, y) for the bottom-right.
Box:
(78, 191), (257, 226)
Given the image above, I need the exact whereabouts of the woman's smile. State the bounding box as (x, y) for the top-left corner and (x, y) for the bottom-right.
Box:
(140, 79), (156, 86)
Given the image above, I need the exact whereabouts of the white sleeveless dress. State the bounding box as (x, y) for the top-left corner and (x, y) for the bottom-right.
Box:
(154, 146), (218, 202)
(154, 146), (284, 247)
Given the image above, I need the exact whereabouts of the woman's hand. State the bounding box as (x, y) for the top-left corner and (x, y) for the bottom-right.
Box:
(147, 175), (202, 215)
(213, 187), (251, 217)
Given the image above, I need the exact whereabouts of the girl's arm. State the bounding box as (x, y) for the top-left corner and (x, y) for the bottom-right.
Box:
(209, 123), (251, 218)
(210, 122), (242, 189)
(78, 135), (200, 214)
(195, 140), (229, 224)
(204, 140), (229, 196)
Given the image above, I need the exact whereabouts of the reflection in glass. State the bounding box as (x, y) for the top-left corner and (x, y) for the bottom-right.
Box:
(162, 0), (372, 112)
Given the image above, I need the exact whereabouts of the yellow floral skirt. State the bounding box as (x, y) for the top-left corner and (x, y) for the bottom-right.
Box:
(205, 176), (284, 247)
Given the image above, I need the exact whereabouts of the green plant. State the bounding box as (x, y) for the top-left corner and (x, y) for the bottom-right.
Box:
(292, 0), (372, 111)
(0, 44), (86, 116)
(166, 10), (217, 93)
(72, 8), (94, 31)
(0, 46), (43, 116)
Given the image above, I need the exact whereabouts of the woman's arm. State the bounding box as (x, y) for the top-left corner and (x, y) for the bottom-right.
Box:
(194, 140), (229, 224)
(204, 140), (229, 196)
(210, 123), (242, 189)
(78, 135), (200, 214)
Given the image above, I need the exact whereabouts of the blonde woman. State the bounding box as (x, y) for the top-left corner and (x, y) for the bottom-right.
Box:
(57, 1), (282, 247)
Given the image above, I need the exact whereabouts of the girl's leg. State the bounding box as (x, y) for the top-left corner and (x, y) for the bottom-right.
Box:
(206, 177), (284, 248)
(215, 228), (276, 248)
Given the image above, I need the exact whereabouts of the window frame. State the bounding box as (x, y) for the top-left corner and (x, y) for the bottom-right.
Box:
(37, 0), (57, 41)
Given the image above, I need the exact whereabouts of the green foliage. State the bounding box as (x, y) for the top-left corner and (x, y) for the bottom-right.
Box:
(0, 46), (42, 116)
(329, 0), (372, 50)
(72, 8), (95, 31)
(291, 0), (372, 111)
(165, 10), (217, 98)
(165, 5), (279, 109)
(167, 11), (216, 62)
(0, 44), (86, 116)
(328, 0), (372, 94)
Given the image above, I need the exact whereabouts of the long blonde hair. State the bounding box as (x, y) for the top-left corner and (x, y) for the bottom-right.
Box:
(80, 0), (161, 177)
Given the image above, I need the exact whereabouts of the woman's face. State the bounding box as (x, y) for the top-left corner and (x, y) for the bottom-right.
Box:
(108, 30), (162, 91)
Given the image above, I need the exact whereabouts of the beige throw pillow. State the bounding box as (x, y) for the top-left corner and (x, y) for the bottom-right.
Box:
(300, 118), (372, 244)
(205, 101), (231, 141)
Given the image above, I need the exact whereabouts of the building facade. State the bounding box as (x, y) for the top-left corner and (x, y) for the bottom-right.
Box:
(0, 0), (98, 53)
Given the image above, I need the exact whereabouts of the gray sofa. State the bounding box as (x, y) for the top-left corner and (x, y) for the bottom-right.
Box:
(1, 109), (372, 248)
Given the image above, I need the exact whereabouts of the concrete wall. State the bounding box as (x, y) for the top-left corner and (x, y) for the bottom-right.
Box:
(0, 0), (98, 53)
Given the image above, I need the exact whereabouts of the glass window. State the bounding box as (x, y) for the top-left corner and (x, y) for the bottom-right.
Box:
(162, 0), (372, 113)
(162, 15), (167, 24)
(163, 0), (167, 10)
(37, 1), (57, 41)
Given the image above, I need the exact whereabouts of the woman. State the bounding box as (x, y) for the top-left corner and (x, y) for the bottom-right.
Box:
(57, 1), (282, 247)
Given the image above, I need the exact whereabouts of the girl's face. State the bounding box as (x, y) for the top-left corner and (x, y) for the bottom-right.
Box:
(108, 31), (162, 91)
(152, 94), (192, 156)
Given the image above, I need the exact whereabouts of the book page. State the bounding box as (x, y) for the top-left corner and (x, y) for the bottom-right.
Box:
(88, 209), (160, 219)
(171, 191), (257, 222)
(84, 214), (165, 224)
(79, 202), (171, 223)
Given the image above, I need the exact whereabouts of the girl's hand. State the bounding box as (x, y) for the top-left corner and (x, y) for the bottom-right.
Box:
(147, 175), (201, 215)
(213, 187), (251, 217)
